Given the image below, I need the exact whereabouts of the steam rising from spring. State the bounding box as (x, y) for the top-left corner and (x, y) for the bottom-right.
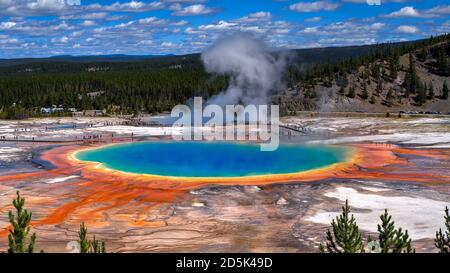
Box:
(201, 33), (288, 106)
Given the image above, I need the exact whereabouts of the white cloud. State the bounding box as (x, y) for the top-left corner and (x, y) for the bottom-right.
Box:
(138, 39), (154, 45)
(70, 30), (83, 37)
(249, 11), (271, 19)
(52, 21), (72, 30)
(289, 1), (339, 13)
(0, 0), (77, 16)
(0, 21), (17, 29)
(171, 20), (189, 26)
(51, 35), (69, 43)
(0, 36), (20, 45)
(198, 20), (236, 31)
(302, 27), (319, 34)
(114, 21), (134, 28)
(371, 22), (385, 30)
(0, 0), (437, 58)
(161, 41), (176, 47)
(396, 25), (419, 34)
(235, 11), (272, 23)
(138, 16), (168, 25)
(384, 6), (422, 18)
(171, 4), (217, 16)
(297, 19), (388, 47)
(305, 17), (321, 23)
(26, 0), (68, 11)
(384, 5), (450, 18)
(319, 37), (376, 45)
(342, 0), (409, 3)
(424, 5), (450, 17)
(97, 1), (165, 12)
(60, 12), (109, 20)
(81, 20), (96, 26)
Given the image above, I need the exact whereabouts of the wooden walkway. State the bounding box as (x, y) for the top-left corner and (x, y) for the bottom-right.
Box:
(279, 124), (308, 134)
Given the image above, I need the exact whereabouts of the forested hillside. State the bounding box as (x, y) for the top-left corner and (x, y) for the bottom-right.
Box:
(0, 34), (449, 119)
(278, 34), (450, 114)
(0, 69), (228, 116)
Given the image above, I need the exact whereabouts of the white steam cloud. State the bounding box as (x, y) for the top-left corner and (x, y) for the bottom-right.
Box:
(201, 33), (288, 106)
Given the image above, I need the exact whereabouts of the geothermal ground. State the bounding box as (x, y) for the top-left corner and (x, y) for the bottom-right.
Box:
(0, 114), (449, 253)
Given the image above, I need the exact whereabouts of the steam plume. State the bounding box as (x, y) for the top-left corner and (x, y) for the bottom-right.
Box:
(201, 33), (288, 106)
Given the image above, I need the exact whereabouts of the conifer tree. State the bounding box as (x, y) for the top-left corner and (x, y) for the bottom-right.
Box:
(90, 236), (106, 253)
(320, 200), (365, 253)
(389, 56), (399, 80)
(436, 46), (449, 75)
(416, 81), (427, 105)
(361, 83), (369, 100)
(347, 86), (356, 99)
(443, 81), (449, 100)
(78, 222), (90, 253)
(386, 88), (395, 106)
(405, 53), (418, 97)
(435, 207), (450, 253)
(419, 47), (428, 62)
(78, 222), (106, 253)
(7, 191), (36, 253)
(377, 210), (414, 253)
(369, 95), (376, 104)
(376, 79), (383, 94)
(428, 82), (435, 100)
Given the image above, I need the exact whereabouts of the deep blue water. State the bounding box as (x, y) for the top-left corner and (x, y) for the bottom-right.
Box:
(75, 141), (350, 178)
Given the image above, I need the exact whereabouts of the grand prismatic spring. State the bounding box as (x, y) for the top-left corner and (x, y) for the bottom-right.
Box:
(74, 142), (351, 178)
(0, 115), (449, 253)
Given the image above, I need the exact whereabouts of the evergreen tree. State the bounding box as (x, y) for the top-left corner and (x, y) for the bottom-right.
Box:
(377, 79), (383, 94)
(90, 236), (106, 253)
(78, 222), (90, 253)
(405, 53), (418, 97)
(338, 72), (349, 88)
(436, 46), (449, 75)
(435, 207), (450, 253)
(416, 80), (427, 105)
(360, 83), (369, 100)
(347, 86), (356, 99)
(306, 88), (317, 99)
(7, 191), (36, 253)
(390, 57), (399, 80)
(419, 47), (428, 62)
(78, 222), (106, 253)
(428, 82), (435, 100)
(386, 88), (395, 106)
(443, 81), (449, 100)
(369, 95), (376, 104)
(320, 200), (365, 253)
(323, 77), (332, 88)
(377, 210), (414, 253)
(371, 63), (380, 80)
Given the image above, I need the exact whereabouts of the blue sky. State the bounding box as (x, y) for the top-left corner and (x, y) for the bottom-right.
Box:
(0, 0), (449, 58)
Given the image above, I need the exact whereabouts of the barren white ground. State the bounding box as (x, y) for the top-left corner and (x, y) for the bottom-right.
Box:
(0, 115), (449, 250)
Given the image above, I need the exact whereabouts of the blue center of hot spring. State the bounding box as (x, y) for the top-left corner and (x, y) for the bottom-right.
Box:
(75, 142), (350, 178)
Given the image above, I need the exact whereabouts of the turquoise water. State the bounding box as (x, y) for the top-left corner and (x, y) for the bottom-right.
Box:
(75, 141), (350, 178)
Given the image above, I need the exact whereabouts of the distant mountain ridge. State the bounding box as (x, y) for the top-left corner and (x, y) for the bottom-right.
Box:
(0, 41), (414, 69)
(0, 35), (447, 119)
(0, 54), (176, 67)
